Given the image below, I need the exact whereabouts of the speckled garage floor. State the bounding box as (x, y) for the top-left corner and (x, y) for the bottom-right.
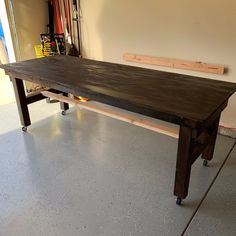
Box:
(0, 74), (15, 105)
(0, 101), (235, 236)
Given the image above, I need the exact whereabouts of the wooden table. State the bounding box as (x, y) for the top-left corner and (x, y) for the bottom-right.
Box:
(1, 56), (236, 205)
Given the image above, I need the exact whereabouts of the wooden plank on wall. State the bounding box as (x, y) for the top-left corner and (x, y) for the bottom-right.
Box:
(123, 53), (225, 75)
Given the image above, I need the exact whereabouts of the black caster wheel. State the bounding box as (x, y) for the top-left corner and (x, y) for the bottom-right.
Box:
(203, 160), (208, 167)
(22, 126), (27, 132)
(176, 197), (182, 206)
(61, 110), (66, 116)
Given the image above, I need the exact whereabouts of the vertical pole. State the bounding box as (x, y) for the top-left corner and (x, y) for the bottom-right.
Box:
(48, 0), (54, 34)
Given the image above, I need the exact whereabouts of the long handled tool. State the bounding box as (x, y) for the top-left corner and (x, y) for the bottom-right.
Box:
(48, 0), (54, 34)
(72, 0), (81, 56)
(52, 0), (63, 33)
(67, 0), (79, 56)
(62, 0), (79, 56)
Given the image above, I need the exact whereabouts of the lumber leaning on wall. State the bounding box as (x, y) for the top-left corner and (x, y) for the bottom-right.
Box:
(123, 53), (225, 75)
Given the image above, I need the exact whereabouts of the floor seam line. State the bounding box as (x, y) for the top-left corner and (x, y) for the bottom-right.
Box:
(181, 140), (236, 236)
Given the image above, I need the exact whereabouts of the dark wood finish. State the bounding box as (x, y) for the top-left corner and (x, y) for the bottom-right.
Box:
(11, 77), (31, 127)
(174, 126), (194, 199)
(10, 78), (69, 126)
(201, 114), (221, 161)
(2, 56), (236, 203)
(1, 56), (236, 128)
(26, 88), (70, 104)
(26, 92), (48, 104)
(196, 100), (227, 136)
(60, 92), (69, 111)
(174, 113), (222, 200)
(191, 112), (223, 164)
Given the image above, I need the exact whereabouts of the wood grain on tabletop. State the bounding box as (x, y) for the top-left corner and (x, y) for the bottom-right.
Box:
(0, 56), (235, 127)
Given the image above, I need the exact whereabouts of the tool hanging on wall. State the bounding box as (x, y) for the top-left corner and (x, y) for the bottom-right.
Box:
(48, 0), (54, 34)
(67, 0), (79, 56)
(72, 0), (81, 56)
(52, 0), (63, 34)
(59, 0), (79, 56)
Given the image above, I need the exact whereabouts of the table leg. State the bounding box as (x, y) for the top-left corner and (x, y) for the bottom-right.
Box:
(174, 125), (194, 205)
(201, 114), (221, 166)
(174, 113), (221, 205)
(60, 92), (69, 115)
(11, 78), (31, 131)
(11, 78), (70, 129)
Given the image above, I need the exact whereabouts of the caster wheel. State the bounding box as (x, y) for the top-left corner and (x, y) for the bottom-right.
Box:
(176, 197), (182, 206)
(61, 110), (66, 116)
(22, 126), (27, 132)
(203, 160), (208, 167)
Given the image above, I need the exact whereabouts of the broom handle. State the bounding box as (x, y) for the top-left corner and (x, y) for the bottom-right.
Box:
(62, 0), (70, 34)
(51, 0), (63, 34)
(67, 0), (72, 38)
(73, 0), (81, 55)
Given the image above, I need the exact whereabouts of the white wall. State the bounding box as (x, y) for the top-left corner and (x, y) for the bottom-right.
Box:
(80, 0), (236, 128)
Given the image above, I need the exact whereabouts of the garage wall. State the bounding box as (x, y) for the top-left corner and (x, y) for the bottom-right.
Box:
(5, 0), (48, 61)
(80, 0), (236, 129)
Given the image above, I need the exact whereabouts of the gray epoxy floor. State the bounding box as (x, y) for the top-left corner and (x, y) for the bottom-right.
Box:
(0, 101), (235, 236)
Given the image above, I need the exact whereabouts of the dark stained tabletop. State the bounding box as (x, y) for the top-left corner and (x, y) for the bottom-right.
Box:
(1, 56), (236, 127)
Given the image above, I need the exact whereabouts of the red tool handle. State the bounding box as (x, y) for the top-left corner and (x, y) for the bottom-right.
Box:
(52, 0), (63, 33)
